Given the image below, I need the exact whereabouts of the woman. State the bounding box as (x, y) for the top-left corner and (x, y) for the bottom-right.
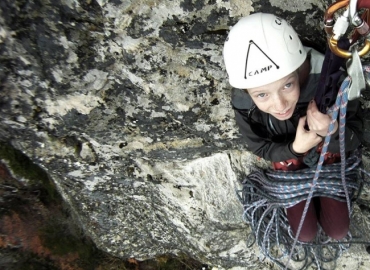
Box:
(223, 13), (363, 242)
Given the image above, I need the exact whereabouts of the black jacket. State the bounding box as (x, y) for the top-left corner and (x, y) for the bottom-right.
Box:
(232, 48), (363, 162)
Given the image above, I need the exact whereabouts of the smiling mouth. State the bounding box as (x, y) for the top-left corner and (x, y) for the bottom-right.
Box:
(276, 108), (290, 115)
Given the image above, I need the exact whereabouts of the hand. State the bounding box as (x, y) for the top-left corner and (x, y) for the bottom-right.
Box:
(306, 100), (338, 137)
(292, 116), (323, 154)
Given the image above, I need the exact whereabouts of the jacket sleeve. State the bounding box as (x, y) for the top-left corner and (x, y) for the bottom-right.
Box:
(234, 110), (303, 162)
(327, 99), (363, 153)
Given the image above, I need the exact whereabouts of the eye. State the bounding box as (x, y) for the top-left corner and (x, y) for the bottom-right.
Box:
(256, 93), (266, 98)
(284, 82), (292, 89)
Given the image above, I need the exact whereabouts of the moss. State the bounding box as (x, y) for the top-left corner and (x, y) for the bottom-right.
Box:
(0, 248), (59, 270)
(0, 142), (207, 269)
(39, 217), (94, 259)
(17, 255), (59, 270)
(40, 229), (91, 257)
(0, 142), (60, 203)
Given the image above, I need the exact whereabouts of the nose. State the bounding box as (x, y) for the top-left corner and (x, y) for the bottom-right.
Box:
(273, 94), (287, 111)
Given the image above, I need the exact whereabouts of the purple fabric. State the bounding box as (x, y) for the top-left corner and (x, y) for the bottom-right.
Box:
(314, 38), (350, 113)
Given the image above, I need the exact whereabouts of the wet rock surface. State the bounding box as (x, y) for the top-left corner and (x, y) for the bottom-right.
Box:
(1, 0), (370, 269)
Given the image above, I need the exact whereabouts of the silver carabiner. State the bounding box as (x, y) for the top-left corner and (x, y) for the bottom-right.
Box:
(349, 0), (365, 27)
(349, 0), (362, 26)
(346, 44), (366, 100)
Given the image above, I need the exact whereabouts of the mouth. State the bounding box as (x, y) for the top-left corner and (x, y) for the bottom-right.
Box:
(275, 108), (291, 117)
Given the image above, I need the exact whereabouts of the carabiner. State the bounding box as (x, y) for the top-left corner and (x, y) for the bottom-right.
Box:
(324, 0), (349, 23)
(325, 0), (370, 57)
(324, 0), (349, 37)
(349, 0), (361, 26)
(349, 0), (370, 34)
(329, 37), (370, 58)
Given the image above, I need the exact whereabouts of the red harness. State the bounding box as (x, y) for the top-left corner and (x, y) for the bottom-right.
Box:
(272, 143), (341, 171)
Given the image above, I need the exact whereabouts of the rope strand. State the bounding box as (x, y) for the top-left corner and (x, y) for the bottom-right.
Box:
(287, 78), (351, 268)
(236, 75), (370, 269)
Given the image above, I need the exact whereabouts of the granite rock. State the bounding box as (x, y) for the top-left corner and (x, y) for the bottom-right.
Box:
(1, 0), (370, 269)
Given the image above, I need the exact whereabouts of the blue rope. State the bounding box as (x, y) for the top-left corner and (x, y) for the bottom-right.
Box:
(237, 151), (365, 269)
(236, 74), (370, 269)
(286, 77), (352, 268)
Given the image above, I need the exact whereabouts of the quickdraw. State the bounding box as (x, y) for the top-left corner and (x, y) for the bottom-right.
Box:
(325, 0), (370, 58)
(324, 0), (370, 100)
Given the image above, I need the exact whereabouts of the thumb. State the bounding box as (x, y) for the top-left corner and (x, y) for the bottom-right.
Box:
(298, 116), (306, 128)
(310, 100), (319, 111)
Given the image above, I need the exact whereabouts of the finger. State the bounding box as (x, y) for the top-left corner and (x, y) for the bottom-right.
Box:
(307, 99), (313, 110)
(314, 133), (324, 144)
(299, 116), (306, 125)
(298, 116), (307, 130)
(306, 115), (311, 130)
(306, 101), (313, 121)
(310, 100), (318, 111)
(305, 112), (313, 130)
(307, 101), (324, 130)
(307, 100), (318, 118)
(307, 130), (323, 144)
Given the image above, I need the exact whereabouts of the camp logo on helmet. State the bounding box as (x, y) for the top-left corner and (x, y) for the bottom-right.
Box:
(244, 40), (279, 80)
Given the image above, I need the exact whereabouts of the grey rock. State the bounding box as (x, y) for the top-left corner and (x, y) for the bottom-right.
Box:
(1, 0), (370, 269)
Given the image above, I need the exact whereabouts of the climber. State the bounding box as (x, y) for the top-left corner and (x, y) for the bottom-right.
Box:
(223, 13), (364, 242)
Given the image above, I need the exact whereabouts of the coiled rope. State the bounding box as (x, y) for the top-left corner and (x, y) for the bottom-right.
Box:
(236, 73), (370, 269)
(237, 150), (365, 269)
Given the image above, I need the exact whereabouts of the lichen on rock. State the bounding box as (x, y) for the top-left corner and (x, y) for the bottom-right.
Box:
(1, 0), (370, 269)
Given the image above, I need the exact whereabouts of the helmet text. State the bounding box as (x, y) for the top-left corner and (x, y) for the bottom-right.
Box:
(249, 65), (273, 76)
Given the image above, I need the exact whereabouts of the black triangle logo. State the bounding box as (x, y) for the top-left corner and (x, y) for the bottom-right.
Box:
(245, 40), (279, 79)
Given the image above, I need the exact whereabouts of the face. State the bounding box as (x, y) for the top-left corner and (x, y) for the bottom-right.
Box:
(247, 72), (300, 121)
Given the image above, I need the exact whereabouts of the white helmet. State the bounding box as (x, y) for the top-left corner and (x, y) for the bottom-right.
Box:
(223, 13), (307, 89)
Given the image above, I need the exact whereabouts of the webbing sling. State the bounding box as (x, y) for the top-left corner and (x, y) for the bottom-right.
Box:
(314, 39), (350, 113)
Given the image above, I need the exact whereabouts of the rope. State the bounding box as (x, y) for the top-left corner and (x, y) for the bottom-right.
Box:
(236, 74), (370, 269)
(236, 150), (365, 269)
(286, 77), (352, 269)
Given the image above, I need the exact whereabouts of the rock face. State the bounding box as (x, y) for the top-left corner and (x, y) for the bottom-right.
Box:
(1, 0), (370, 269)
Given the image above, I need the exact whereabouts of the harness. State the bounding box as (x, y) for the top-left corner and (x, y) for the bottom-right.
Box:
(237, 1), (370, 269)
